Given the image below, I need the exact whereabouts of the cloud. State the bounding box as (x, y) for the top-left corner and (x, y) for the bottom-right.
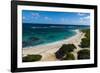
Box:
(78, 12), (90, 21)
(22, 16), (26, 20)
(80, 15), (90, 21)
(44, 16), (49, 20)
(44, 16), (52, 21)
(79, 15), (90, 25)
(80, 18), (84, 23)
(31, 13), (40, 19)
(22, 16), (29, 21)
(78, 13), (86, 16)
(83, 16), (90, 19)
(61, 18), (68, 23)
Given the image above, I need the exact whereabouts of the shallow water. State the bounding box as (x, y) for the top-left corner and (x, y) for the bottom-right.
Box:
(22, 23), (89, 48)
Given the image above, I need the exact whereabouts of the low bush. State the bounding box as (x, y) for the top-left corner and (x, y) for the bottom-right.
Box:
(22, 54), (42, 62)
(55, 44), (76, 59)
(77, 49), (90, 59)
(80, 29), (90, 48)
(63, 53), (75, 60)
(80, 38), (90, 48)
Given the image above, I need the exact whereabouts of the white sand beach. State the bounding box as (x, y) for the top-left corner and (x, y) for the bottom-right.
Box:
(22, 30), (86, 61)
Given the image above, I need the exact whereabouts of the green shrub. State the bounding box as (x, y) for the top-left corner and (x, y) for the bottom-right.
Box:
(77, 49), (90, 59)
(60, 44), (76, 53)
(55, 44), (76, 59)
(22, 54), (42, 62)
(63, 53), (75, 60)
(80, 38), (90, 48)
(80, 29), (90, 48)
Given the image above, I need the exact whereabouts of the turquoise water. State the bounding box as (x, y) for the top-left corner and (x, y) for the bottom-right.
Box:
(22, 23), (89, 48)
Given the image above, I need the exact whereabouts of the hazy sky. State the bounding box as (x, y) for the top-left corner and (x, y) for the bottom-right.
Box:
(22, 10), (90, 25)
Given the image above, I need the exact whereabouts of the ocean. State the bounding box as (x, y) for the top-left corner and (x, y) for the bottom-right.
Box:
(22, 23), (89, 48)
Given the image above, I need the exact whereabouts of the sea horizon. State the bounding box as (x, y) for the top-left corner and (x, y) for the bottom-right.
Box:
(23, 23), (90, 26)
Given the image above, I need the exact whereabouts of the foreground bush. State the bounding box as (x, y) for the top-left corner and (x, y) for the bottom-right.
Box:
(77, 49), (90, 59)
(23, 54), (42, 62)
(63, 53), (75, 60)
(55, 44), (76, 59)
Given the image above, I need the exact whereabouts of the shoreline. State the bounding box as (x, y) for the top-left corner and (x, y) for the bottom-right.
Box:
(23, 30), (77, 49)
(22, 29), (85, 61)
(23, 30), (78, 49)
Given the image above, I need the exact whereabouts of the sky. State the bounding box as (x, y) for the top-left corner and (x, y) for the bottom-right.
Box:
(22, 10), (90, 25)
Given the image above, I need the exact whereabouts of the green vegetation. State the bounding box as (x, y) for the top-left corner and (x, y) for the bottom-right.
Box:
(77, 49), (90, 59)
(80, 29), (90, 48)
(55, 44), (76, 59)
(22, 54), (42, 62)
(63, 53), (75, 60)
(59, 44), (76, 53)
